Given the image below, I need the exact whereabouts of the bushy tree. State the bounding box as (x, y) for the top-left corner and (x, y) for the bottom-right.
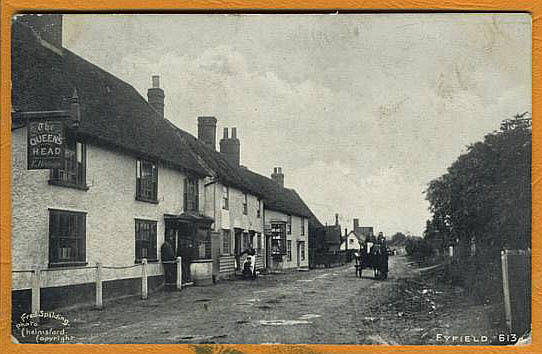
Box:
(390, 232), (407, 246)
(424, 117), (531, 257)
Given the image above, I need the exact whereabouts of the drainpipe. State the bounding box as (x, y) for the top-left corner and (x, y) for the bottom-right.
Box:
(203, 177), (219, 231)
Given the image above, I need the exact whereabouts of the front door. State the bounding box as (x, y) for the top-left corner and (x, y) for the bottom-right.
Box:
(297, 242), (301, 267)
(234, 229), (242, 270)
(178, 222), (196, 283)
(265, 235), (272, 269)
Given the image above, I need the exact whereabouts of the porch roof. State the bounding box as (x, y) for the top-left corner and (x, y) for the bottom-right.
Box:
(164, 212), (214, 225)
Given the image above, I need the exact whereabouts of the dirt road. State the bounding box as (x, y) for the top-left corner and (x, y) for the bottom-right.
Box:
(15, 254), (507, 345)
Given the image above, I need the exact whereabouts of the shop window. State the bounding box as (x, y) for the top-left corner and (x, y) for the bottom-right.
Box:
(222, 229), (231, 255)
(49, 209), (86, 267)
(196, 227), (212, 259)
(136, 160), (158, 202)
(184, 178), (199, 212)
(135, 219), (157, 262)
(270, 222), (287, 257)
(50, 131), (87, 189)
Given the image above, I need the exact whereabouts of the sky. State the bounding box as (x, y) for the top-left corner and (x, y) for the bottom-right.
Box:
(62, 13), (531, 236)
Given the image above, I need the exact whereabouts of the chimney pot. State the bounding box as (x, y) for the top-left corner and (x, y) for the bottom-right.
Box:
(219, 127), (240, 166)
(271, 167), (285, 188)
(152, 75), (160, 88)
(335, 213), (339, 226)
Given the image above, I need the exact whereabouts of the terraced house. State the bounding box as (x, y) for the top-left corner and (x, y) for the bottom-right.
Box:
(239, 168), (312, 270)
(11, 15), (320, 316)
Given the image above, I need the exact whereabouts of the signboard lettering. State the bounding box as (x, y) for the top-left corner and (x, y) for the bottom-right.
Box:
(27, 120), (65, 170)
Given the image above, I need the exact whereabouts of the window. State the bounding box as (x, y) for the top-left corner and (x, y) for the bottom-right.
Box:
(184, 178), (199, 212)
(222, 186), (229, 210)
(287, 215), (292, 234)
(222, 229), (231, 255)
(195, 227), (212, 259)
(257, 233), (262, 255)
(50, 132), (87, 189)
(49, 209), (86, 267)
(135, 219), (157, 262)
(287, 240), (292, 261)
(270, 222), (287, 256)
(300, 241), (305, 260)
(136, 160), (158, 202)
(301, 217), (305, 235)
(243, 193), (248, 215)
(257, 199), (261, 218)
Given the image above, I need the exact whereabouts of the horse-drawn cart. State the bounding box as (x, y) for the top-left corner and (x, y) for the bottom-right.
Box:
(354, 243), (388, 280)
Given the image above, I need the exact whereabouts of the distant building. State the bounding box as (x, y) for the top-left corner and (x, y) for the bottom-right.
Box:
(320, 214), (342, 252)
(353, 218), (374, 242)
(340, 230), (362, 251)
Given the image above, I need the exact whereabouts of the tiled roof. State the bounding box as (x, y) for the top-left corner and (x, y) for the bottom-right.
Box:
(165, 121), (264, 198)
(12, 21), (208, 177)
(238, 169), (313, 218)
(11, 19), (322, 213)
(290, 189), (324, 230)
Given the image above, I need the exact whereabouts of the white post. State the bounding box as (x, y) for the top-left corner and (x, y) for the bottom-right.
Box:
(95, 262), (103, 309)
(176, 257), (182, 291)
(501, 250), (512, 332)
(31, 267), (41, 316)
(141, 258), (148, 300)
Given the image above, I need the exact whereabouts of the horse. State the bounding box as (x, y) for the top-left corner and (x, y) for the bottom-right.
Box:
(355, 243), (388, 280)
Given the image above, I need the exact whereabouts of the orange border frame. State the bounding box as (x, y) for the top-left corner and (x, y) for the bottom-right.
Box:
(0, 1), (539, 353)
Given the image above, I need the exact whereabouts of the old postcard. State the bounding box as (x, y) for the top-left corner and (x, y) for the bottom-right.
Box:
(9, 13), (531, 345)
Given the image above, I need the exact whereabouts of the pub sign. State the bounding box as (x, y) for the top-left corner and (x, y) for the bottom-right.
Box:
(27, 119), (65, 169)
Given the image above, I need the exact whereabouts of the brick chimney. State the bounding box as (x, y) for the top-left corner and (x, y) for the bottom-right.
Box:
(271, 167), (284, 188)
(353, 218), (359, 231)
(18, 14), (63, 48)
(197, 116), (217, 149)
(147, 75), (165, 118)
(219, 127), (240, 166)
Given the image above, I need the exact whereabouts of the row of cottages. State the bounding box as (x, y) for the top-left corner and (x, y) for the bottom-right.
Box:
(11, 15), (315, 315)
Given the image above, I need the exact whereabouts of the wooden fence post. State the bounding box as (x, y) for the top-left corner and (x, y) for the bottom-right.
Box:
(31, 266), (41, 316)
(141, 258), (148, 300)
(501, 250), (512, 332)
(176, 257), (182, 291)
(95, 262), (103, 309)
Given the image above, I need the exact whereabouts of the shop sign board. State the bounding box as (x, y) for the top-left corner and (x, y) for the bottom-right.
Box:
(27, 119), (65, 169)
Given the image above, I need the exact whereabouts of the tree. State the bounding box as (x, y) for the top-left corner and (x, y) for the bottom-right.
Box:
(424, 115), (531, 257)
(390, 232), (407, 246)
